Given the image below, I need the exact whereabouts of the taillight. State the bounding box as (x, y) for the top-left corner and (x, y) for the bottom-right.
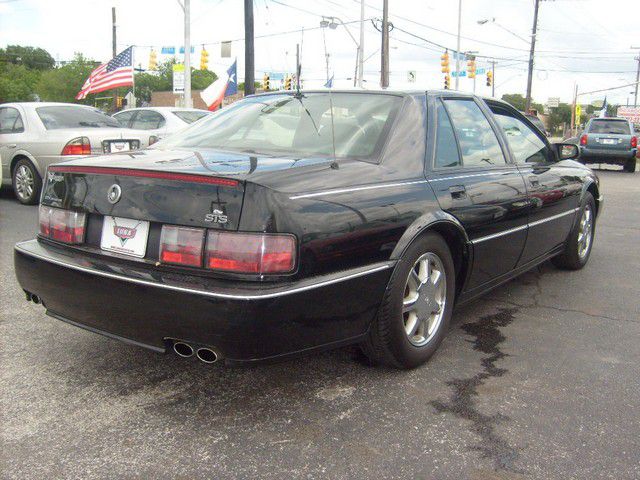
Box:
(205, 231), (296, 274)
(61, 137), (91, 155)
(580, 134), (588, 146)
(39, 206), (86, 244)
(631, 136), (638, 148)
(159, 225), (205, 267)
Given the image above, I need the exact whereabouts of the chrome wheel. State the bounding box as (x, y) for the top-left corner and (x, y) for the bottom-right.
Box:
(402, 252), (447, 347)
(14, 164), (34, 200)
(577, 205), (593, 259)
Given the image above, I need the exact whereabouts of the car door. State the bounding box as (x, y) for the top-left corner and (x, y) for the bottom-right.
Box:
(427, 96), (529, 291)
(487, 101), (582, 264)
(0, 106), (26, 182)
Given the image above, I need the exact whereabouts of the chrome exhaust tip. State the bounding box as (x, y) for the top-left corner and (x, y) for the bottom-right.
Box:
(173, 342), (194, 358)
(31, 295), (41, 305)
(196, 348), (218, 364)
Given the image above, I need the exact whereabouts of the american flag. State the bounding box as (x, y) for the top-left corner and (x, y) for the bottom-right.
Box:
(76, 47), (134, 100)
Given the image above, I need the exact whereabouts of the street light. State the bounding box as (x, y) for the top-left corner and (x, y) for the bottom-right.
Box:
(320, 15), (361, 87)
(477, 18), (531, 44)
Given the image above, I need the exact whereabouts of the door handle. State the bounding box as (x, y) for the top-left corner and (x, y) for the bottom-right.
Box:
(449, 184), (467, 198)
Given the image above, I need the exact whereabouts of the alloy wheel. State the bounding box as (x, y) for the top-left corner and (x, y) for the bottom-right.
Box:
(402, 252), (447, 347)
(577, 205), (593, 260)
(15, 165), (34, 201)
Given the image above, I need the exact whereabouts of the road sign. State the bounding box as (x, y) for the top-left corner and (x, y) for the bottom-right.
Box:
(548, 97), (560, 108)
(407, 71), (416, 83)
(173, 64), (185, 93)
(124, 91), (136, 109)
(617, 106), (640, 124)
(575, 104), (582, 119)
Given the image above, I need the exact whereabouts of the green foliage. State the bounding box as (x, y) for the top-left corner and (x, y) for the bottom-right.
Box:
(134, 59), (218, 103)
(547, 103), (572, 133)
(0, 45), (55, 70)
(500, 93), (544, 114)
(0, 64), (41, 102)
(35, 53), (99, 104)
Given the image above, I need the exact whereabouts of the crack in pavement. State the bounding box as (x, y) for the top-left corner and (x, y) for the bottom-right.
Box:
(431, 307), (523, 474)
(487, 298), (633, 324)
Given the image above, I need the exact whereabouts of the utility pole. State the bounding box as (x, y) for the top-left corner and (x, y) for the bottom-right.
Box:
(244, 0), (255, 96)
(112, 7), (117, 111)
(525, 0), (540, 113)
(380, 0), (389, 88)
(491, 60), (495, 97)
(295, 43), (301, 90)
(571, 83), (578, 137)
(357, 0), (365, 87)
(178, 0), (192, 108)
(632, 46), (640, 107)
(455, 0), (462, 90)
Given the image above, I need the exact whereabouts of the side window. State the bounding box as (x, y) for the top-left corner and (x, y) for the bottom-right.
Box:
(434, 100), (461, 168)
(131, 110), (165, 130)
(0, 107), (24, 133)
(491, 106), (551, 164)
(114, 110), (135, 128)
(444, 99), (506, 167)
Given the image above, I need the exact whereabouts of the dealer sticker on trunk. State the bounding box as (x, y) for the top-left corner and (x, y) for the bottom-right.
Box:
(100, 216), (150, 258)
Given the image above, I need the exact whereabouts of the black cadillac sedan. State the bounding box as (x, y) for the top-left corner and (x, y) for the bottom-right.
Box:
(14, 90), (602, 368)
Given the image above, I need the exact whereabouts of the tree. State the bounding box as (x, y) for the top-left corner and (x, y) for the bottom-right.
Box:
(35, 53), (99, 104)
(501, 93), (544, 114)
(134, 58), (217, 103)
(0, 45), (55, 70)
(0, 64), (41, 102)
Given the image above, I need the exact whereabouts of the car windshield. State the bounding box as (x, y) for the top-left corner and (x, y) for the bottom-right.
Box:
(172, 110), (210, 124)
(157, 92), (402, 160)
(36, 106), (121, 130)
(588, 120), (630, 135)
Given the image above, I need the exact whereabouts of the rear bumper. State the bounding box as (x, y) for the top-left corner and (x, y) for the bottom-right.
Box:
(14, 240), (393, 363)
(580, 147), (636, 163)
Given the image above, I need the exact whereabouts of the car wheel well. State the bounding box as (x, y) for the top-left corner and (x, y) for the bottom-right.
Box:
(10, 155), (33, 175)
(419, 222), (469, 297)
(586, 183), (599, 216)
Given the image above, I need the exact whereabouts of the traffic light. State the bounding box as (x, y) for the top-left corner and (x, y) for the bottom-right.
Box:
(262, 73), (270, 91)
(444, 74), (451, 90)
(440, 50), (450, 74)
(486, 70), (492, 87)
(285, 75), (292, 90)
(466, 55), (476, 79)
(148, 49), (157, 71)
(200, 48), (209, 70)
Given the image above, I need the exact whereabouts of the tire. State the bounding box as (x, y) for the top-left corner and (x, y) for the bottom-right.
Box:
(552, 192), (596, 270)
(12, 158), (42, 205)
(624, 157), (636, 173)
(361, 232), (456, 369)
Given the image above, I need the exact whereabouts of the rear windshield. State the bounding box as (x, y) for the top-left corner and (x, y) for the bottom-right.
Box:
(157, 93), (402, 160)
(588, 120), (630, 135)
(37, 106), (121, 130)
(172, 110), (210, 124)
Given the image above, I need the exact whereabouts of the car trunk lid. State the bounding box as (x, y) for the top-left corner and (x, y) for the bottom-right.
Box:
(42, 164), (245, 230)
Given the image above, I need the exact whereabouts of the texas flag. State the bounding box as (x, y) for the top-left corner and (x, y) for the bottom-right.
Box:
(200, 59), (237, 111)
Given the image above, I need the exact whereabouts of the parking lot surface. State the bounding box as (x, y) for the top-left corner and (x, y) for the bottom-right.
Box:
(1, 169), (638, 479)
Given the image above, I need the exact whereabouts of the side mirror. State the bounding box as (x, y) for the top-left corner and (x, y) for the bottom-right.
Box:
(555, 142), (579, 160)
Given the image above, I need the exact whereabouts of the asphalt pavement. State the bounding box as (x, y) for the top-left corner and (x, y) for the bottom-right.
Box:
(1, 168), (638, 479)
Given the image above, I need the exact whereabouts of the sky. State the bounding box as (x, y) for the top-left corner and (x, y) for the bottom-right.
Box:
(1, 0), (639, 107)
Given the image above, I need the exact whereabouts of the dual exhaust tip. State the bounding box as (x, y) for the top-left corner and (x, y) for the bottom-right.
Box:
(173, 341), (218, 364)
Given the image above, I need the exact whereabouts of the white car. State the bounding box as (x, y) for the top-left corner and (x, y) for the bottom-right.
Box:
(112, 107), (211, 140)
(0, 102), (153, 204)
